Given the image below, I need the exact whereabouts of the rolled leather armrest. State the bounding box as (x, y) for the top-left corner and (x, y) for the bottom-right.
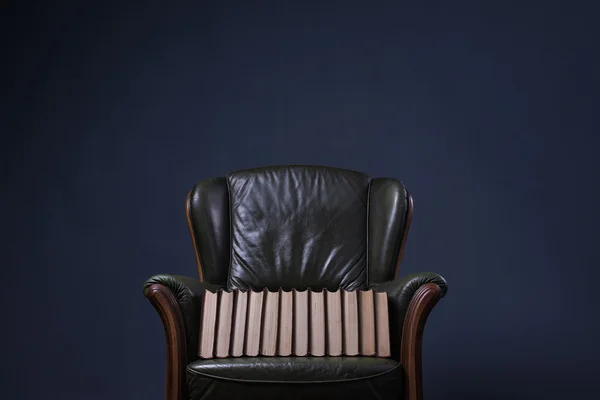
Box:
(372, 272), (448, 358)
(143, 274), (224, 361)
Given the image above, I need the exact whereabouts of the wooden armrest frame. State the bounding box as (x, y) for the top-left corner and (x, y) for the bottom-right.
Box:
(400, 282), (443, 400)
(144, 284), (188, 400)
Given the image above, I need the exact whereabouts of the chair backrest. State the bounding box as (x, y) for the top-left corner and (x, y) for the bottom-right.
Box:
(186, 165), (412, 290)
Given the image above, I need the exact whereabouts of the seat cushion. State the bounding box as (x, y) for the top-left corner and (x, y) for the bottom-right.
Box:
(187, 356), (403, 399)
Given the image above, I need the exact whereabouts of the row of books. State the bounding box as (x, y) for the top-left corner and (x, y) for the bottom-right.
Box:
(198, 288), (390, 359)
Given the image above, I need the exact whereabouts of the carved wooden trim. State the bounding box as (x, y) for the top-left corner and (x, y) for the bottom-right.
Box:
(394, 190), (414, 278)
(145, 284), (188, 400)
(400, 283), (442, 400)
(185, 190), (204, 282)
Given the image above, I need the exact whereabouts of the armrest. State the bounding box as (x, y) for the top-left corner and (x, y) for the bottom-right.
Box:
(143, 275), (224, 400)
(143, 274), (224, 359)
(372, 272), (447, 400)
(372, 273), (447, 347)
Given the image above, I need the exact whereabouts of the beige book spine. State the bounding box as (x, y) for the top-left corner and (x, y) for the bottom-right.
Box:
(293, 289), (308, 356)
(198, 290), (219, 359)
(342, 290), (359, 356)
(244, 289), (265, 356)
(260, 290), (280, 356)
(309, 290), (326, 356)
(374, 291), (391, 358)
(230, 290), (248, 357)
(326, 289), (343, 356)
(215, 291), (234, 358)
(359, 290), (376, 356)
(278, 289), (293, 356)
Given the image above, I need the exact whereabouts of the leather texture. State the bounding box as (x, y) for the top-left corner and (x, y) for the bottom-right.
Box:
(187, 165), (411, 291)
(226, 165), (371, 291)
(187, 178), (231, 286)
(368, 178), (409, 284)
(372, 272), (448, 359)
(187, 357), (403, 399)
(143, 275), (224, 360)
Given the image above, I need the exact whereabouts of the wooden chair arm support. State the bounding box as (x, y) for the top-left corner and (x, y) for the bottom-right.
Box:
(145, 284), (188, 400)
(400, 283), (443, 400)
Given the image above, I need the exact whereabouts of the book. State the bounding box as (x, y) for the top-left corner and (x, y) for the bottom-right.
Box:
(230, 290), (248, 357)
(326, 289), (343, 356)
(309, 290), (325, 356)
(198, 289), (219, 358)
(278, 289), (293, 356)
(293, 289), (309, 356)
(359, 290), (376, 356)
(215, 291), (234, 358)
(245, 289), (265, 357)
(260, 290), (280, 356)
(342, 289), (359, 356)
(374, 291), (391, 357)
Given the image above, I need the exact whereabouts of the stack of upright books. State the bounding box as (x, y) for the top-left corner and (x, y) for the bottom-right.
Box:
(198, 287), (391, 359)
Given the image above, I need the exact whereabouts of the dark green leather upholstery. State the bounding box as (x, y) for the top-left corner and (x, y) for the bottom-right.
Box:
(187, 166), (410, 291)
(187, 357), (403, 399)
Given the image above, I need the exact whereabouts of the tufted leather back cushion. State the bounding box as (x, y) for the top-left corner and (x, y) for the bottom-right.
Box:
(187, 165), (409, 291)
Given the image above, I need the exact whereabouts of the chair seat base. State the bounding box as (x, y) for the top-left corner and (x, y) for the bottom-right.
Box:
(187, 356), (404, 400)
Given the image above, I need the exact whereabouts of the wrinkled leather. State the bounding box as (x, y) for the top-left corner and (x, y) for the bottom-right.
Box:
(372, 272), (448, 359)
(187, 356), (399, 382)
(187, 357), (403, 399)
(143, 275), (224, 361)
(368, 178), (408, 283)
(188, 178), (231, 285)
(187, 166), (413, 291)
(226, 166), (371, 291)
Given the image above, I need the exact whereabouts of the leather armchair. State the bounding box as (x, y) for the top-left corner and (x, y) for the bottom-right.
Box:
(143, 165), (447, 400)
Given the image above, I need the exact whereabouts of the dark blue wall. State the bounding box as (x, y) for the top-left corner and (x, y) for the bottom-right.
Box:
(4, 1), (598, 399)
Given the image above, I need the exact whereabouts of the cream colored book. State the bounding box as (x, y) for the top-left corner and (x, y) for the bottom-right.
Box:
(342, 290), (359, 356)
(293, 289), (309, 356)
(325, 289), (343, 356)
(359, 290), (376, 356)
(198, 289), (219, 359)
(374, 291), (391, 358)
(215, 291), (234, 358)
(244, 289), (265, 356)
(278, 289), (293, 356)
(230, 290), (248, 357)
(309, 290), (326, 356)
(260, 290), (280, 356)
